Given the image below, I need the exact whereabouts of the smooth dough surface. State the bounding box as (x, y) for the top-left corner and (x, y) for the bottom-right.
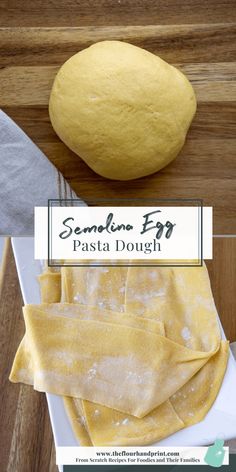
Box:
(10, 263), (228, 446)
(49, 41), (196, 180)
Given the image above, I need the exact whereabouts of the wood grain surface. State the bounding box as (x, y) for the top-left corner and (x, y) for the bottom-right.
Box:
(1, 1), (236, 26)
(0, 237), (236, 471)
(0, 2), (235, 234)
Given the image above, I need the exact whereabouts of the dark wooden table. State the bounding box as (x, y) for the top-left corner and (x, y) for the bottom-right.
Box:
(0, 1), (236, 234)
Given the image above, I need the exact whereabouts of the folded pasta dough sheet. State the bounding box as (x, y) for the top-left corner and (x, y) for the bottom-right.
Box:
(10, 263), (229, 446)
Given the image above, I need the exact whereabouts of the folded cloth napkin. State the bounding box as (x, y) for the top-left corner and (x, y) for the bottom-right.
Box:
(0, 109), (81, 236)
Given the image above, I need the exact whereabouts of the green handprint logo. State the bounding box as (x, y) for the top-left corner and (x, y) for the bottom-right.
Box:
(204, 439), (225, 467)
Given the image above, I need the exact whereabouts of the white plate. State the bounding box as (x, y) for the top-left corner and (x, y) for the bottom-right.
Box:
(11, 237), (236, 460)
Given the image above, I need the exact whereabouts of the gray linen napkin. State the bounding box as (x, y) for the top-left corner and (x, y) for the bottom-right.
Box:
(0, 109), (84, 236)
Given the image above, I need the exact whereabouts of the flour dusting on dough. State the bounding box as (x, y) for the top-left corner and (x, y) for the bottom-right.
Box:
(73, 293), (87, 304)
(78, 415), (86, 426)
(195, 295), (215, 311)
(122, 418), (129, 425)
(93, 355), (154, 399)
(149, 271), (158, 280)
(54, 350), (74, 366)
(181, 327), (191, 341)
(88, 363), (98, 379)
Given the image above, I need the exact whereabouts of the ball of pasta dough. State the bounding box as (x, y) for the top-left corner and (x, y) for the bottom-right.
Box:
(49, 41), (196, 180)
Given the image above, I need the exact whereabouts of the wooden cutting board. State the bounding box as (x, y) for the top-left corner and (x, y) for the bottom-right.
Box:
(0, 0), (236, 234)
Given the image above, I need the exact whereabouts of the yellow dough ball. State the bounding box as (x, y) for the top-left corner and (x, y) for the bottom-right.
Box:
(49, 41), (196, 180)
